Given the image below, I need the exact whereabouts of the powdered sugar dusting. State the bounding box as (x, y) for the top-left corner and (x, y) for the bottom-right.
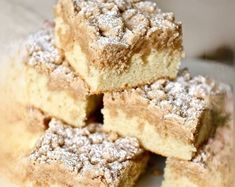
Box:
(24, 28), (63, 69)
(29, 119), (144, 184)
(73, 0), (179, 47)
(138, 69), (224, 122)
(22, 27), (88, 93)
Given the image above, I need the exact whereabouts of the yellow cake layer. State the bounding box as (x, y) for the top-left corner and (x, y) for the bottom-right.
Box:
(25, 66), (97, 127)
(103, 108), (212, 160)
(66, 44), (181, 93)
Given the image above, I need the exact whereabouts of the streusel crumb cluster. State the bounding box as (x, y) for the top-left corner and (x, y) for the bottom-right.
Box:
(73, 0), (180, 49)
(137, 69), (223, 122)
(29, 119), (143, 184)
(23, 28), (88, 93)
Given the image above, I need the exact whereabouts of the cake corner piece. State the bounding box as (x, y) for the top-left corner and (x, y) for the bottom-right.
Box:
(55, 0), (183, 93)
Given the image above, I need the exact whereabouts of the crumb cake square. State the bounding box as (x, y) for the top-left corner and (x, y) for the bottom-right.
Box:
(162, 122), (233, 187)
(55, 0), (183, 93)
(24, 119), (149, 187)
(21, 27), (100, 127)
(103, 69), (226, 160)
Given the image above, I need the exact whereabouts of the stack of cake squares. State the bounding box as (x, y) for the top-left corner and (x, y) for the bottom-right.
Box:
(15, 0), (232, 186)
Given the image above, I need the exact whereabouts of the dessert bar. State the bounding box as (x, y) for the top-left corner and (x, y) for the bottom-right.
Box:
(24, 119), (149, 187)
(103, 69), (226, 160)
(55, 0), (183, 93)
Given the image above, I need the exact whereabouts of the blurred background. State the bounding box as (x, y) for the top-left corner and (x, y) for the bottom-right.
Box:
(0, 0), (234, 65)
(158, 0), (235, 65)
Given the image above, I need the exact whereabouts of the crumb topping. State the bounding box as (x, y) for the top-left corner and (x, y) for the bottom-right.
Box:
(23, 27), (88, 94)
(29, 119), (143, 184)
(136, 69), (223, 123)
(23, 27), (73, 78)
(73, 0), (178, 47)
(24, 28), (63, 69)
(57, 0), (182, 70)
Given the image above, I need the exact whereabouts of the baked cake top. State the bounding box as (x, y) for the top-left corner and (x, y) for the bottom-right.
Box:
(22, 26), (89, 96)
(56, 0), (183, 69)
(140, 69), (223, 120)
(107, 69), (225, 126)
(29, 119), (144, 185)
